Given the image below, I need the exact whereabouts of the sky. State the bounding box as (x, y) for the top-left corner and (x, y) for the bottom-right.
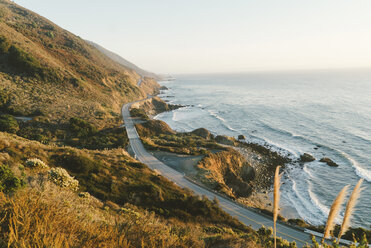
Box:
(14, 0), (371, 74)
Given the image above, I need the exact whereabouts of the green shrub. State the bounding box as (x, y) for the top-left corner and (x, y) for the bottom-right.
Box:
(0, 114), (19, 133)
(68, 127), (128, 150)
(130, 108), (149, 119)
(25, 158), (49, 169)
(52, 153), (100, 174)
(8, 45), (42, 76)
(17, 125), (51, 144)
(69, 117), (97, 137)
(0, 164), (25, 193)
(0, 35), (10, 53)
(0, 89), (10, 110)
(48, 167), (79, 191)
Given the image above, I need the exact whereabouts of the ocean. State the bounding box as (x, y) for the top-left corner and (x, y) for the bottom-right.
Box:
(154, 69), (371, 228)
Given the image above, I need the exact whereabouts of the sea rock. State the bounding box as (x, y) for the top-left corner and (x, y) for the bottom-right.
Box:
(300, 153), (315, 163)
(191, 128), (213, 140)
(215, 135), (235, 146)
(238, 134), (246, 140)
(160, 86), (168, 90)
(320, 157), (339, 167)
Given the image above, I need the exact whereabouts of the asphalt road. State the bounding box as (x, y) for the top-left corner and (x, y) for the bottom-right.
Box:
(137, 76), (143, 86)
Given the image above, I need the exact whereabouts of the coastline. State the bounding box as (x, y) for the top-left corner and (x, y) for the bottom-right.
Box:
(133, 89), (297, 218)
(129, 82), (371, 243)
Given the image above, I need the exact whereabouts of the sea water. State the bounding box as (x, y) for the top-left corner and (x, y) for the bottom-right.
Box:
(155, 69), (371, 228)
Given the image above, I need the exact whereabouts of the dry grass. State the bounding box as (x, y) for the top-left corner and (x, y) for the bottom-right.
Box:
(337, 179), (364, 243)
(0, 182), (208, 248)
(0, 184), (130, 248)
(322, 185), (349, 242)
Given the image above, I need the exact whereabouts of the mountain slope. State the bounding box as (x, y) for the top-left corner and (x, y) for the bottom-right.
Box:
(0, 0), (159, 127)
(88, 40), (163, 80)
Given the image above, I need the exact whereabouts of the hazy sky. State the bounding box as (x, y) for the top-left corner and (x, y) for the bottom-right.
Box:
(15, 0), (371, 74)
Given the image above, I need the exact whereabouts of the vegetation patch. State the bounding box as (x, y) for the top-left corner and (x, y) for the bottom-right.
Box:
(136, 120), (224, 155)
(0, 114), (19, 133)
(48, 167), (79, 191)
(130, 107), (149, 119)
(0, 164), (25, 193)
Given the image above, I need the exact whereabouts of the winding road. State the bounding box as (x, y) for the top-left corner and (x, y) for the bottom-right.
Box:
(121, 95), (357, 247)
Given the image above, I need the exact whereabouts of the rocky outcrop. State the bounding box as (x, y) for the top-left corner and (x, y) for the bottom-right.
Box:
(196, 148), (256, 198)
(300, 153), (315, 163)
(131, 97), (183, 117)
(191, 128), (214, 140)
(320, 157), (339, 167)
(215, 135), (236, 146)
(238, 135), (246, 140)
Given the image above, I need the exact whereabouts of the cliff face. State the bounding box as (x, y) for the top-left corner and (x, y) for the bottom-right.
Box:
(195, 148), (256, 198)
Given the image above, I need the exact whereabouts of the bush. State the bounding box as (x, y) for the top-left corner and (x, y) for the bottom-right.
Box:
(67, 127), (128, 150)
(52, 153), (100, 174)
(0, 35), (10, 53)
(48, 167), (79, 191)
(0, 164), (25, 193)
(130, 108), (149, 119)
(69, 117), (97, 137)
(0, 114), (19, 133)
(8, 45), (42, 76)
(25, 158), (49, 169)
(0, 89), (10, 110)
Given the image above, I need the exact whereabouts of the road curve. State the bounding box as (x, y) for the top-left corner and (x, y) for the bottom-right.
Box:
(122, 100), (314, 247)
(137, 76), (143, 86)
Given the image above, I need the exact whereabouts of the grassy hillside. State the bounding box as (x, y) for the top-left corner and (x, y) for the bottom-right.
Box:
(0, 131), (280, 248)
(0, 0), (159, 128)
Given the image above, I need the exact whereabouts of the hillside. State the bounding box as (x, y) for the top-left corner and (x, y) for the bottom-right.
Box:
(0, 0), (159, 128)
(88, 40), (163, 80)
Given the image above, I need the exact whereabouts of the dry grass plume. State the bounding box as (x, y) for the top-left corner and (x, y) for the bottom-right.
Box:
(337, 179), (364, 243)
(321, 185), (349, 243)
(273, 166), (282, 248)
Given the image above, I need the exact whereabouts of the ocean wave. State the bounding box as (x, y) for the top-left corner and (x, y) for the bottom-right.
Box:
(303, 164), (313, 178)
(256, 120), (321, 149)
(208, 109), (226, 122)
(283, 172), (326, 226)
(207, 109), (239, 133)
(308, 184), (330, 217)
(171, 111), (179, 122)
(340, 151), (371, 182)
(257, 137), (299, 159)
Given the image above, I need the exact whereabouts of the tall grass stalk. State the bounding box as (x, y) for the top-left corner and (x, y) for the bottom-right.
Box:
(321, 185), (349, 243)
(273, 166), (282, 248)
(337, 179), (364, 243)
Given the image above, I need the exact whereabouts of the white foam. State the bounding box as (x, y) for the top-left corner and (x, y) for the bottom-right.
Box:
(208, 109), (226, 122)
(303, 164), (313, 178)
(308, 185), (330, 217)
(286, 176), (326, 226)
(341, 151), (371, 182)
(259, 137), (300, 159)
(171, 111), (178, 121)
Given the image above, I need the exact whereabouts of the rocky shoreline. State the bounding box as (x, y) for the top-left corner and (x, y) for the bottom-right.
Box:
(130, 95), (292, 207)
